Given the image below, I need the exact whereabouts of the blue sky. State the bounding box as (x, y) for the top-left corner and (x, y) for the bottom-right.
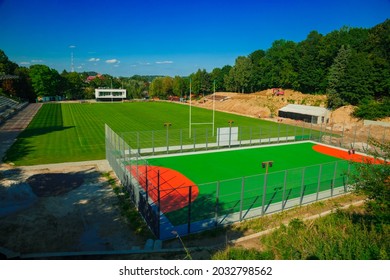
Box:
(0, 0), (389, 77)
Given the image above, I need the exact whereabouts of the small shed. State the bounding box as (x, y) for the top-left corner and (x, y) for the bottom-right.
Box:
(278, 104), (330, 124)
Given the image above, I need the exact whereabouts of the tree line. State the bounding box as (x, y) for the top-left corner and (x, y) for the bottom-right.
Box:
(1, 19), (389, 118)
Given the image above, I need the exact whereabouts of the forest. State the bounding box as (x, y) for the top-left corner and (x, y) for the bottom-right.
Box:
(1, 19), (389, 119)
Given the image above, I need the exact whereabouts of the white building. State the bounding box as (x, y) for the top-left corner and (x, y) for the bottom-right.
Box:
(278, 104), (330, 124)
(95, 88), (126, 101)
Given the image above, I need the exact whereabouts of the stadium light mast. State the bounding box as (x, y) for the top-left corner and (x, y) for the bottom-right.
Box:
(69, 45), (76, 72)
(212, 80), (216, 136)
(189, 78), (192, 138)
(262, 161), (274, 174)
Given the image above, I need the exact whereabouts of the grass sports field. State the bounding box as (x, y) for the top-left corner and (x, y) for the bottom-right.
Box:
(5, 102), (311, 165)
(127, 141), (376, 226)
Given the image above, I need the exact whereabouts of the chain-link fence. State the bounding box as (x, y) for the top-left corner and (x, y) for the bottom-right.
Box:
(120, 122), (319, 155)
(106, 122), (389, 240)
(318, 123), (389, 155)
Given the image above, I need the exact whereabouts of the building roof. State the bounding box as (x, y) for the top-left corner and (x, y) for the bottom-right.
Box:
(279, 104), (329, 116)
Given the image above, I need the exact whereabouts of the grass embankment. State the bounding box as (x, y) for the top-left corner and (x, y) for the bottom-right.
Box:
(211, 195), (389, 260)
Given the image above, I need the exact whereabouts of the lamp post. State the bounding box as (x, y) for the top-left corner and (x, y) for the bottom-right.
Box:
(164, 122), (172, 153)
(261, 161), (274, 174)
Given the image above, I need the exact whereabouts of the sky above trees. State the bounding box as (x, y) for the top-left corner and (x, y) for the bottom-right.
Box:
(0, 0), (389, 77)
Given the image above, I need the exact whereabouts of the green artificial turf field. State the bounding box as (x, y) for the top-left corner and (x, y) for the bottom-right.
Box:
(5, 102), (312, 165)
(141, 142), (350, 225)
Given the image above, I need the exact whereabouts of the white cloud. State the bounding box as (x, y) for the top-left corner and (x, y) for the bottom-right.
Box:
(69, 45), (76, 48)
(106, 59), (119, 64)
(155, 60), (173, 64)
(19, 61), (30, 65)
(88, 58), (100, 62)
(31, 59), (44, 63)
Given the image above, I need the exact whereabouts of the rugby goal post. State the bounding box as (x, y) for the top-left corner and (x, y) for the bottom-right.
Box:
(189, 80), (216, 138)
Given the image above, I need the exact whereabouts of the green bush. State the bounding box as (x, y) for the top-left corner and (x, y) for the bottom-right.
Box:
(212, 209), (390, 260)
(353, 98), (390, 120)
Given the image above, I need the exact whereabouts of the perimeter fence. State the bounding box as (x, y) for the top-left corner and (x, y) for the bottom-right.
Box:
(105, 122), (389, 240)
(118, 121), (390, 156)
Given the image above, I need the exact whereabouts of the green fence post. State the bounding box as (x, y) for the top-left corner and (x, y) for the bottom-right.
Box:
(180, 129), (183, 153)
(282, 170), (288, 211)
(215, 181), (220, 227)
(187, 185), (192, 234)
(316, 164), (322, 201)
(261, 174), (267, 216)
(331, 161), (338, 197)
(239, 177), (245, 221)
(206, 128), (208, 150)
(300, 167), (305, 205)
(152, 130), (155, 155)
(193, 128), (196, 151)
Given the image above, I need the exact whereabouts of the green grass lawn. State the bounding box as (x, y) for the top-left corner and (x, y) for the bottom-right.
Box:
(5, 101), (311, 165)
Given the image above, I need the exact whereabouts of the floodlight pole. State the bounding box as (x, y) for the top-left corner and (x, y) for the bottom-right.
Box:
(262, 161), (273, 174)
(212, 80), (216, 137)
(189, 79), (192, 138)
(164, 122), (172, 153)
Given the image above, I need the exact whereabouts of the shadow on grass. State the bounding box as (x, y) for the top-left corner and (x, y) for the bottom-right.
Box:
(3, 126), (74, 164)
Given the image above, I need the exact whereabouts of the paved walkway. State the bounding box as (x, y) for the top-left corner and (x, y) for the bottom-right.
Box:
(0, 103), (42, 163)
(19, 159), (112, 173)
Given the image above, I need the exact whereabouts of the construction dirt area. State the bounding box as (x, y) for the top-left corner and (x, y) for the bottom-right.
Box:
(0, 90), (389, 259)
(194, 89), (390, 146)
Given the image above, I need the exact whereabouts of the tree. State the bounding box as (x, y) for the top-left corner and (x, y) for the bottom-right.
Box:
(190, 69), (211, 95)
(0, 49), (18, 75)
(232, 56), (254, 93)
(62, 71), (85, 100)
(210, 65), (232, 92)
(350, 138), (390, 222)
(122, 78), (148, 99)
(260, 40), (298, 89)
(296, 31), (326, 93)
(29, 64), (62, 97)
(149, 77), (164, 98)
(326, 45), (352, 109)
(224, 66), (238, 92)
(338, 50), (375, 105)
(249, 50), (266, 91)
(172, 76), (187, 97)
(162, 76), (173, 97)
(14, 67), (35, 102)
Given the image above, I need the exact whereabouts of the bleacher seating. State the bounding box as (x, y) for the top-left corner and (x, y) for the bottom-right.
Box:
(0, 96), (28, 124)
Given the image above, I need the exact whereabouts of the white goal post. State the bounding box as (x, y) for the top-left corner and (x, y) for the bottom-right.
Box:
(189, 80), (216, 137)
